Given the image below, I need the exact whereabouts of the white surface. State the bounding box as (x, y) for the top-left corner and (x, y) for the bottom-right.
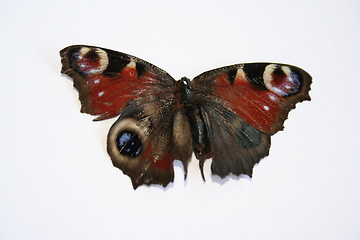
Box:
(1, 0), (360, 239)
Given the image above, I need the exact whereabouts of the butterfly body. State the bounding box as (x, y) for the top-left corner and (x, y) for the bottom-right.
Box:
(60, 45), (311, 189)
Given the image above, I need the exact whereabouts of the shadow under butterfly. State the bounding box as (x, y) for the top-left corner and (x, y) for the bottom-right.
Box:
(60, 45), (312, 189)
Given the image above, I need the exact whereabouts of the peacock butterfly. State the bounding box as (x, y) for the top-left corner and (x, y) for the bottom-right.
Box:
(60, 45), (312, 189)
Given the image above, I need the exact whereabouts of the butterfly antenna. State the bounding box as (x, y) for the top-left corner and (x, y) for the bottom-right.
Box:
(199, 157), (206, 181)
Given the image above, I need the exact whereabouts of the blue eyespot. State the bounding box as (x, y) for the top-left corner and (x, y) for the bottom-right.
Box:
(116, 131), (142, 157)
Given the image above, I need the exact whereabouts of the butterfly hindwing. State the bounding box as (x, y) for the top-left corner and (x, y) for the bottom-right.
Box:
(199, 101), (271, 178)
(107, 100), (193, 189)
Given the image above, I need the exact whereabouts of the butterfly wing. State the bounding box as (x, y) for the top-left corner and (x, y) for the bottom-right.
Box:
(61, 46), (192, 189)
(60, 45), (175, 120)
(191, 63), (311, 177)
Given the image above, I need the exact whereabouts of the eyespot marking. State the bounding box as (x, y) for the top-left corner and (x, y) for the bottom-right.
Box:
(71, 47), (109, 76)
(263, 64), (301, 97)
(116, 131), (142, 157)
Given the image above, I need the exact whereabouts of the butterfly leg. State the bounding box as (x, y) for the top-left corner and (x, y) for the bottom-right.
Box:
(199, 156), (206, 181)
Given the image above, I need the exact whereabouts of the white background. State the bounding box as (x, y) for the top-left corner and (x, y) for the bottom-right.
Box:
(1, 0), (359, 239)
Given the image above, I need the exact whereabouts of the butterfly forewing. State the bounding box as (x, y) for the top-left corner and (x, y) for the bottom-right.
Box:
(60, 45), (175, 121)
(192, 63), (312, 134)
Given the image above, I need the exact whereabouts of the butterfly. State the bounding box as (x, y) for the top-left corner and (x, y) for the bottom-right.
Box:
(60, 45), (312, 189)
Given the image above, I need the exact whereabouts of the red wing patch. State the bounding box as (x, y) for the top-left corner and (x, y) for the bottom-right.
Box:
(213, 72), (283, 134)
(193, 63), (311, 134)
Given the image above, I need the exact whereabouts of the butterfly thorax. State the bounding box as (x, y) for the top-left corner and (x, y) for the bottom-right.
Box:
(173, 77), (212, 161)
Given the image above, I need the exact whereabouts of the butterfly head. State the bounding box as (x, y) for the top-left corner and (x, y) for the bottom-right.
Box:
(180, 77), (192, 93)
